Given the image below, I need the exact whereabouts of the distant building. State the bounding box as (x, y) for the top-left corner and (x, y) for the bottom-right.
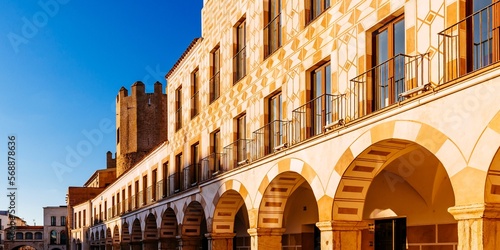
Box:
(43, 206), (68, 250)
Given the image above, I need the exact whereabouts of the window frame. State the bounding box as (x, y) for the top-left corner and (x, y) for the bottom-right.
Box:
(175, 86), (183, 131)
(233, 18), (247, 83)
(191, 68), (200, 118)
(264, 0), (282, 57)
(306, 0), (331, 25)
(210, 46), (221, 103)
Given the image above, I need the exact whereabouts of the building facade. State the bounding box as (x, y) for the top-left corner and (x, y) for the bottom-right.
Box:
(44, 206), (68, 250)
(68, 0), (500, 249)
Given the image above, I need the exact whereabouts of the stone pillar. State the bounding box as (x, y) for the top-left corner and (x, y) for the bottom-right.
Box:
(177, 236), (201, 250)
(449, 203), (500, 250)
(142, 239), (158, 250)
(206, 233), (235, 250)
(316, 220), (367, 250)
(248, 228), (285, 250)
(159, 238), (177, 250)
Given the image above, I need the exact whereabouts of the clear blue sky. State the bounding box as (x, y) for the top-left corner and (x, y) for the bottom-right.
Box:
(0, 0), (202, 225)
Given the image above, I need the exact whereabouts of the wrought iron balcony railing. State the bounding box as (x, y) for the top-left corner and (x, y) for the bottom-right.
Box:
(183, 163), (200, 189)
(348, 54), (429, 121)
(438, 0), (500, 83)
(292, 94), (345, 144)
(200, 153), (224, 182)
(222, 139), (252, 171)
(168, 172), (181, 195)
(253, 120), (290, 159)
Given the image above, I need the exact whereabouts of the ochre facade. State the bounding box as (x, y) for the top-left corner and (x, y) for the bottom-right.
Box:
(68, 0), (500, 249)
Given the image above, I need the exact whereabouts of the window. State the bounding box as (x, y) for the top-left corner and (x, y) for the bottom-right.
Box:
(372, 15), (405, 109)
(190, 143), (200, 186)
(116, 193), (121, 214)
(35, 232), (43, 240)
(264, 0), (282, 57)
(210, 46), (221, 102)
(25, 232), (33, 240)
(310, 62), (331, 136)
(127, 185), (132, 211)
(234, 18), (246, 83)
(211, 130), (222, 173)
(50, 230), (57, 244)
(191, 68), (200, 118)
(51, 216), (56, 226)
(467, 0), (499, 71)
(134, 181), (139, 208)
(142, 175), (147, 205)
(175, 153), (183, 192)
(235, 114), (248, 164)
(152, 169), (157, 201)
(306, 0), (331, 24)
(82, 210), (86, 227)
(162, 162), (169, 196)
(175, 86), (182, 131)
(60, 231), (67, 245)
(16, 232), (23, 240)
(61, 216), (66, 226)
(104, 201), (107, 220)
(269, 92), (283, 149)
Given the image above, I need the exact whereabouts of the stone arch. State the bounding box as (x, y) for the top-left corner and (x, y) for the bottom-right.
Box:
(121, 221), (130, 243)
(159, 207), (179, 249)
(254, 158), (324, 220)
(7, 242), (42, 250)
(211, 189), (248, 234)
(256, 170), (319, 229)
(210, 179), (252, 220)
(105, 227), (112, 245)
(144, 213), (158, 239)
(325, 120), (466, 220)
(182, 201), (206, 236)
(113, 225), (120, 245)
(131, 218), (142, 243)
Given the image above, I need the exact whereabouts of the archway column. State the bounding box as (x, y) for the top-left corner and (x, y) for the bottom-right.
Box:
(205, 233), (235, 250)
(159, 237), (177, 250)
(449, 203), (500, 250)
(248, 228), (285, 250)
(316, 220), (368, 250)
(177, 235), (201, 250)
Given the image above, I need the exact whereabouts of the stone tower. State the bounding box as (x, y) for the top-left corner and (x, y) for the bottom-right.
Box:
(115, 81), (167, 177)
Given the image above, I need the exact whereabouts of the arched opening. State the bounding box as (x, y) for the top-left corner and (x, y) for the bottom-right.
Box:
(257, 172), (319, 249)
(143, 213), (158, 250)
(212, 189), (250, 249)
(15, 232), (24, 240)
(181, 201), (208, 250)
(130, 218), (142, 250)
(25, 232), (33, 239)
(11, 245), (37, 250)
(112, 225), (120, 248)
(34, 232), (42, 239)
(120, 222), (131, 250)
(60, 230), (67, 245)
(50, 230), (57, 244)
(99, 228), (105, 248)
(333, 139), (457, 249)
(105, 228), (112, 250)
(160, 208), (178, 249)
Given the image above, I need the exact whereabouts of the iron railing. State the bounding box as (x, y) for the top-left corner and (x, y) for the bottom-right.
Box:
(168, 173), (180, 195)
(183, 163), (200, 189)
(438, 0), (500, 83)
(222, 139), (252, 171)
(157, 180), (165, 200)
(253, 120), (290, 159)
(210, 72), (220, 103)
(147, 185), (153, 204)
(137, 190), (144, 206)
(116, 202), (121, 215)
(264, 13), (281, 57)
(200, 153), (224, 182)
(292, 94), (345, 144)
(348, 54), (429, 121)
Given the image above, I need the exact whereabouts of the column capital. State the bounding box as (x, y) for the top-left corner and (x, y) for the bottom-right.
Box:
(318, 220), (369, 231)
(247, 228), (285, 237)
(448, 203), (488, 220)
(204, 232), (236, 240)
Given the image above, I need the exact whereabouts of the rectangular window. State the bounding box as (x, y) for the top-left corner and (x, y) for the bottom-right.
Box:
(269, 92), (283, 148)
(111, 195), (115, 217)
(175, 153), (182, 192)
(163, 162), (169, 197)
(104, 201), (107, 220)
(142, 175), (148, 205)
(127, 185), (132, 211)
(51, 216), (56, 226)
(61, 216), (66, 226)
(83, 209), (86, 227)
(211, 130), (222, 173)
(134, 181), (139, 208)
(311, 62), (331, 136)
(264, 0), (282, 57)
(152, 169), (157, 201)
(234, 19), (246, 83)
(191, 68), (200, 118)
(121, 189), (126, 213)
(210, 46), (221, 103)
(234, 114), (248, 165)
(189, 143), (199, 186)
(116, 193), (120, 214)
(175, 86), (182, 131)
(372, 15), (405, 109)
(306, 0), (331, 24)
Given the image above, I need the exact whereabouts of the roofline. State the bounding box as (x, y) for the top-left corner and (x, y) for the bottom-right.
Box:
(83, 168), (116, 187)
(165, 37), (203, 79)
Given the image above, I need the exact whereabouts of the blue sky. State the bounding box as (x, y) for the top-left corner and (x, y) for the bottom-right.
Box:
(0, 0), (202, 225)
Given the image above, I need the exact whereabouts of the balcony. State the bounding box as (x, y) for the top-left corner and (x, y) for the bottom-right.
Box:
(183, 163), (200, 189)
(253, 120), (290, 160)
(348, 54), (429, 121)
(200, 153), (224, 182)
(222, 139), (252, 171)
(157, 179), (166, 199)
(439, 0), (500, 83)
(168, 172), (181, 195)
(292, 94), (346, 144)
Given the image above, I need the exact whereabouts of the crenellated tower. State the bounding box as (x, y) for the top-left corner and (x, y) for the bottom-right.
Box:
(115, 81), (167, 177)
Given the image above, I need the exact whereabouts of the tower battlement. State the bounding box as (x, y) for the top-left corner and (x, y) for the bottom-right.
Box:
(115, 81), (167, 177)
